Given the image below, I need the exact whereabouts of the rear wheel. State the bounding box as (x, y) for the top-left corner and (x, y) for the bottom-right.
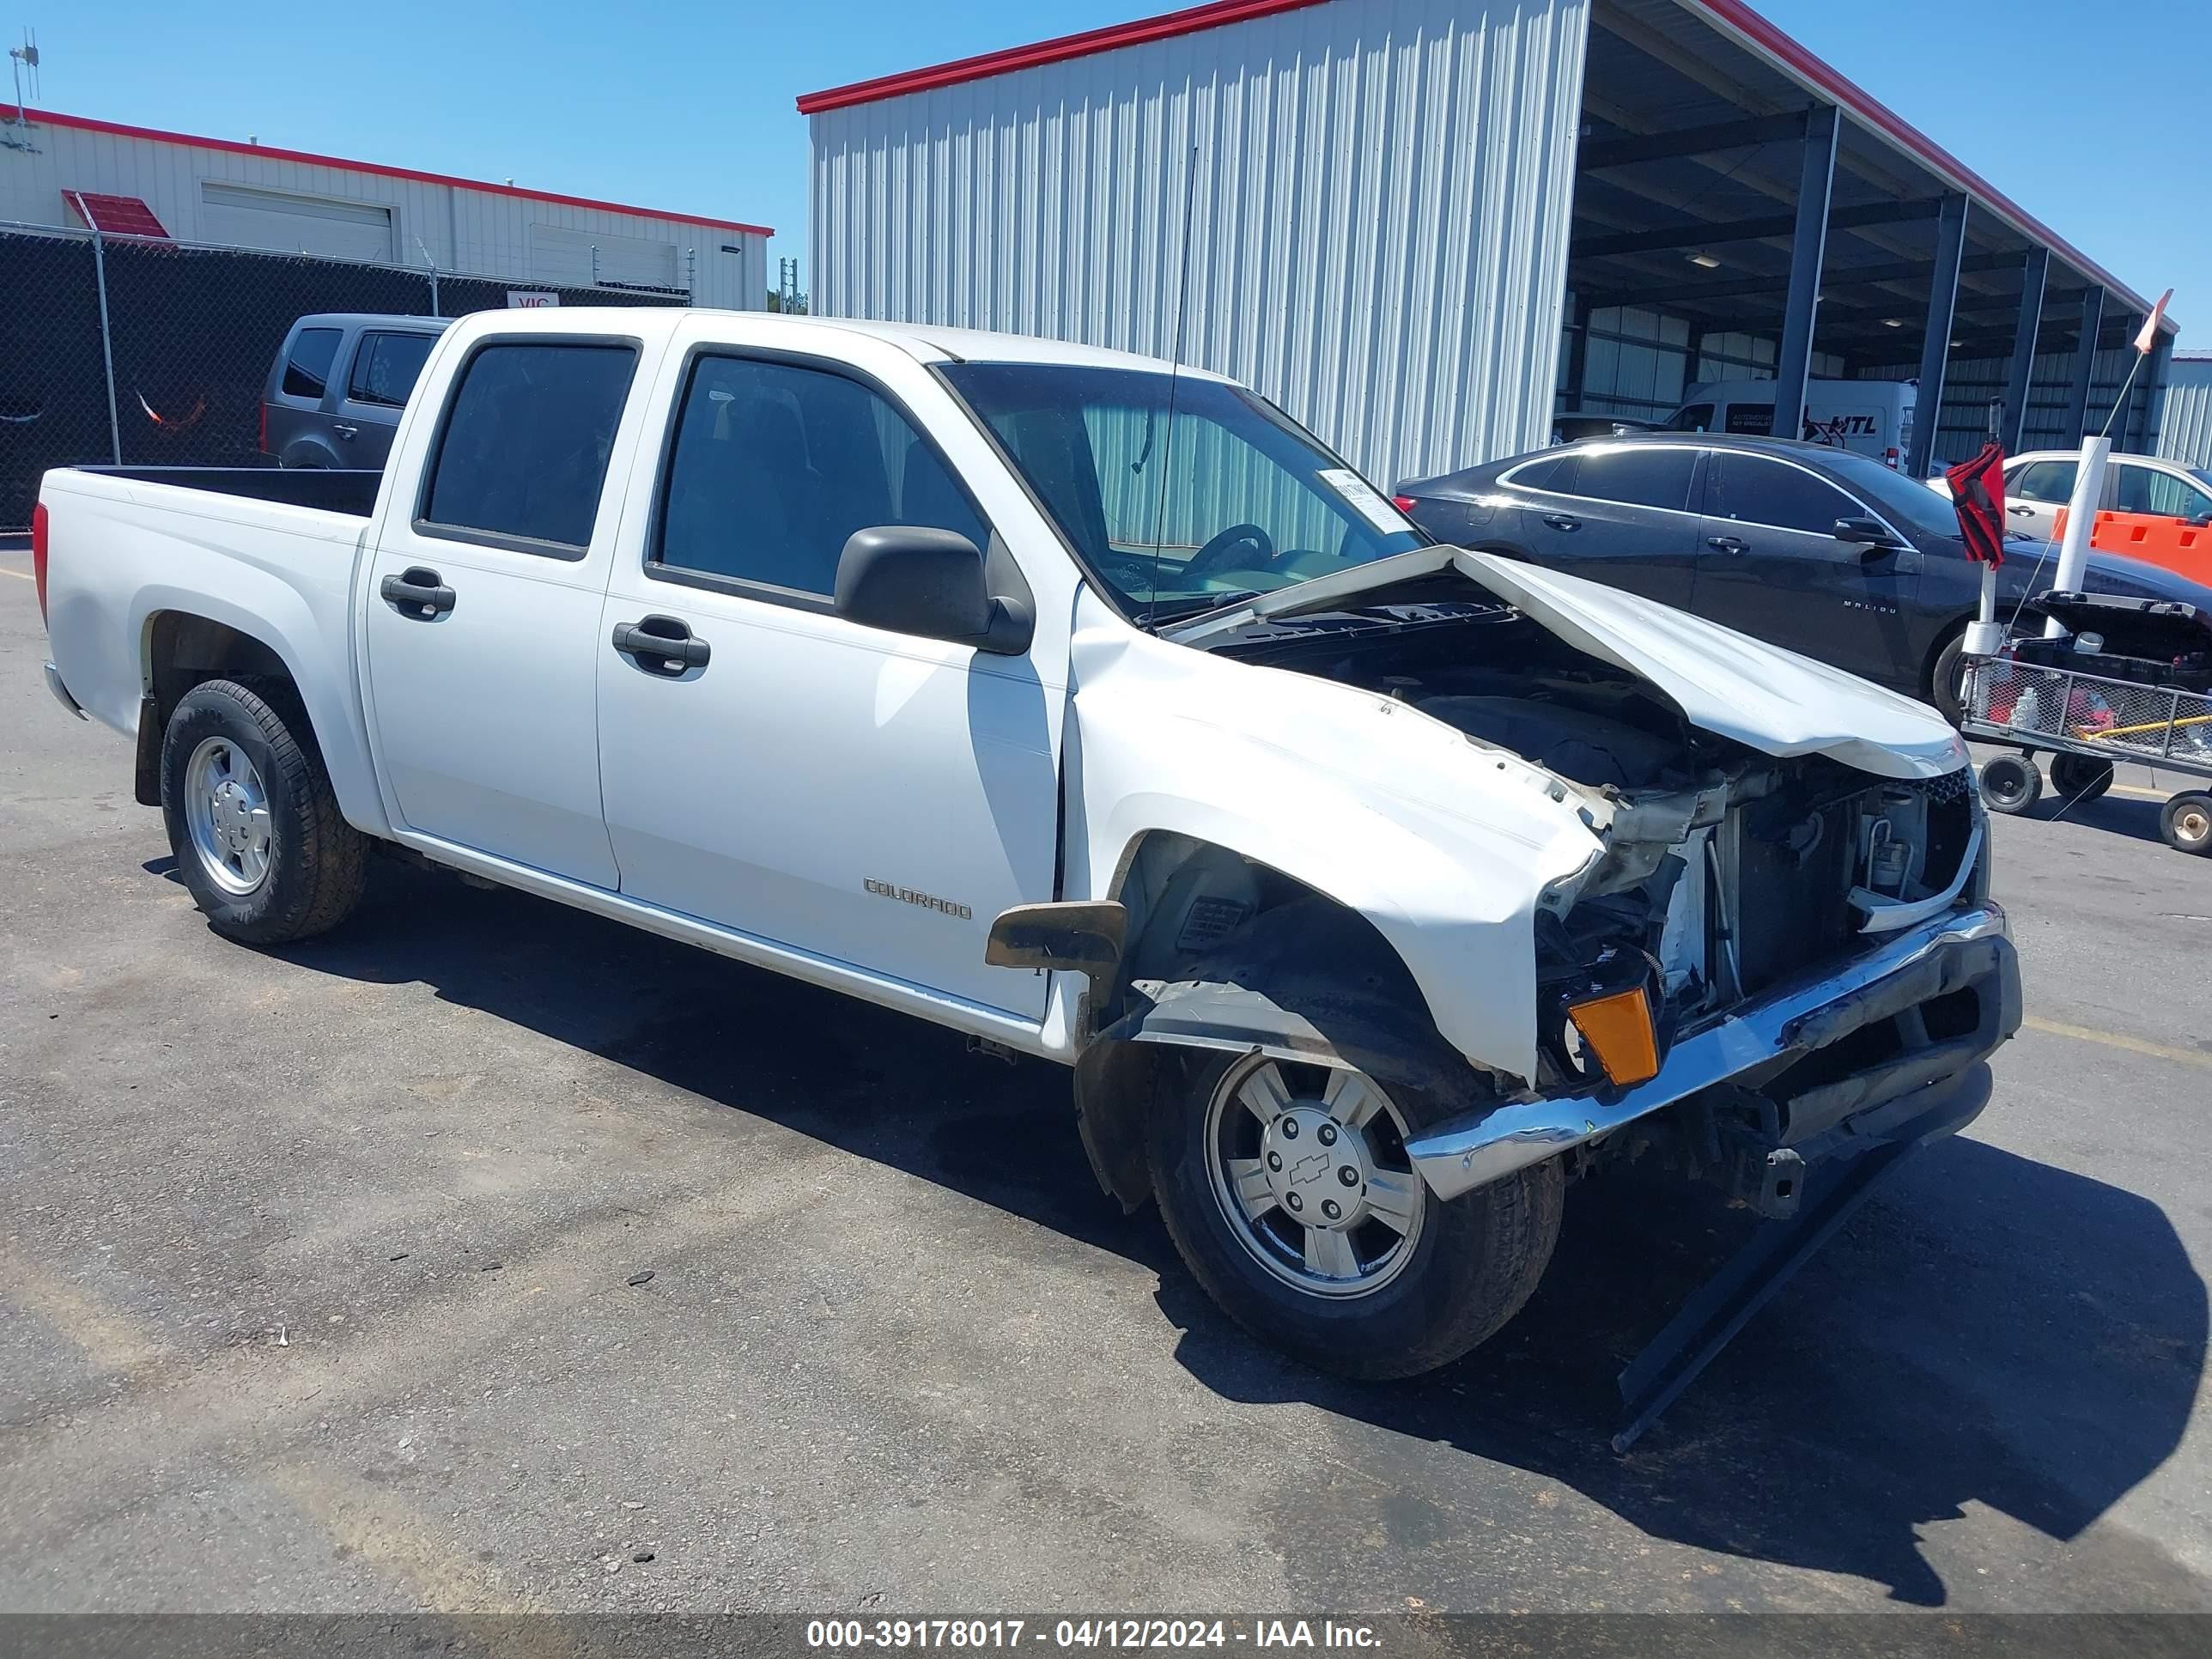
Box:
(2048, 753), (2114, 803)
(2161, 792), (2212, 856)
(1978, 753), (2042, 816)
(1148, 1042), (1563, 1380)
(161, 678), (367, 943)
(1929, 632), (1972, 727)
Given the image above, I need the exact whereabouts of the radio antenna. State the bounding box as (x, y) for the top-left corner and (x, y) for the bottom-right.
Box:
(1142, 141), (1201, 625)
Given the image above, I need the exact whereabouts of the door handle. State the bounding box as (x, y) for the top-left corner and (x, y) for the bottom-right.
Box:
(1705, 535), (1748, 554)
(2008, 504), (2035, 517)
(1540, 513), (1582, 532)
(332, 422), (358, 440)
(380, 567), (455, 618)
(612, 615), (710, 676)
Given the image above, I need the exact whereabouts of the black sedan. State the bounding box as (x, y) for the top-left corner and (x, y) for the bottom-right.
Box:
(1394, 432), (2212, 722)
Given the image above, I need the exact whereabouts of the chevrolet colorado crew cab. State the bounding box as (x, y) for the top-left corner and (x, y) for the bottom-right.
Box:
(37, 308), (2021, 1385)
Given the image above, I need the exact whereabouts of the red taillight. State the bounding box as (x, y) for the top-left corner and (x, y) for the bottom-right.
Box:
(1392, 495), (1419, 513)
(1884, 447), (1901, 469)
(258, 402), (270, 455)
(32, 501), (50, 623)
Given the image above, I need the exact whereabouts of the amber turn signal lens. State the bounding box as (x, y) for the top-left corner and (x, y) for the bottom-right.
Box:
(1568, 986), (1660, 1086)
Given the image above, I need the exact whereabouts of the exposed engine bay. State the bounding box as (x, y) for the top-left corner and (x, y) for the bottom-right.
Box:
(1207, 596), (1984, 1098)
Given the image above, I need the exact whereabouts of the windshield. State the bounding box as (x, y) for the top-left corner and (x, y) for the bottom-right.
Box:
(1819, 447), (1978, 542)
(939, 362), (1427, 620)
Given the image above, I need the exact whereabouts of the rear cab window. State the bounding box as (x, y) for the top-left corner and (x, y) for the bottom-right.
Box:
(416, 340), (639, 558)
(281, 327), (343, 401)
(349, 331), (440, 410)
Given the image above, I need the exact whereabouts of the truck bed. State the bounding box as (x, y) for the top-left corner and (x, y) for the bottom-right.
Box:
(82, 465), (384, 519)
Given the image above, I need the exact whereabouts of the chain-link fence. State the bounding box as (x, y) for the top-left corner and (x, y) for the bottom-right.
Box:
(0, 222), (690, 529)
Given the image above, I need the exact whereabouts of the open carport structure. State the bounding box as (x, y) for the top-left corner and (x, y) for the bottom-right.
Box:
(802, 0), (2179, 486)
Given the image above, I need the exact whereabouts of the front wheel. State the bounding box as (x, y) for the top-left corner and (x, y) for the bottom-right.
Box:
(161, 678), (368, 943)
(1148, 1047), (1563, 1380)
(1979, 753), (2043, 816)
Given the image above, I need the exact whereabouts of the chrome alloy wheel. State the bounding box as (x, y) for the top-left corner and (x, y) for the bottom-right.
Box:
(1203, 1055), (1426, 1299)
(183, 735), (273, 896)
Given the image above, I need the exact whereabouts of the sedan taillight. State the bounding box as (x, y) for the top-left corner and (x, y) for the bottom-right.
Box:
(32, 501), (50, 623)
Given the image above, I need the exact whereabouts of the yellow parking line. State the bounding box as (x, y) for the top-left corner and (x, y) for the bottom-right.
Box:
(2022, 1015), (2212, 1071)
(0, 1251), (163, 1373)
(2110, 784), (2172, 800)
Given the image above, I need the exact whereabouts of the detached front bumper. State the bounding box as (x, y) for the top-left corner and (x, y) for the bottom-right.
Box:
(1407, 903), (2019, 1201)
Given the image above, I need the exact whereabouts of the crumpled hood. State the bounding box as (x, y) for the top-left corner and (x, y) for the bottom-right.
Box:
(1178, 547), (1970, 781)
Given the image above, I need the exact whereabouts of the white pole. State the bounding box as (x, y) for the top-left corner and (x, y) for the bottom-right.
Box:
(2046, 434), (2110, 637)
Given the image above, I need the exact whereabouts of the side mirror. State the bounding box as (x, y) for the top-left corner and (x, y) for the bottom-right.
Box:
(834, 526), (1034, 655)
(1833, 515), (1901, 553)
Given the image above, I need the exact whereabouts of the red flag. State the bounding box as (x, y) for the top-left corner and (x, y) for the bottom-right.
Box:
(1946, 441), (2007, 568)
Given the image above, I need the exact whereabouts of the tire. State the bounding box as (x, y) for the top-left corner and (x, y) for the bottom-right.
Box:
(1978, 753), (2042, 816)
(1146, 1034), (1564, 1381)
(2160, 792), (2212, 856)
(1929, 631), (1971, 728)
(2048, 753), (2114, 803)
(161, 678), (368, 943)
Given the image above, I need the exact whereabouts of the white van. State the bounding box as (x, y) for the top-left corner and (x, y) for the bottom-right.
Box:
(1662, 379), (1918, 468)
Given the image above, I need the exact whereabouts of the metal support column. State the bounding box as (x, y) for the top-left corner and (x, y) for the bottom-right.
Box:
(2142, 327), (2174, 454)
(88, 229), (123, 465)
(2000, 247), (2049, 453)
(2062, 284), (2106, 444)
(1565, 295), (1591, 412)
(1905, 193), (1970, 477)
(1771, 105), (1838, 442)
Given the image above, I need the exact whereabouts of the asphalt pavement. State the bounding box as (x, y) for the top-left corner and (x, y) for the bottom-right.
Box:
(3, 544), (2209, 1616)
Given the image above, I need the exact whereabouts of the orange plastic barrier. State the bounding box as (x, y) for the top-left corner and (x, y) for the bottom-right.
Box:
(2050, 507), (2212, 585)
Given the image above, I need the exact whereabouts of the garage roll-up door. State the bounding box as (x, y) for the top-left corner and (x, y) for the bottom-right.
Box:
(200, 183), (396, 261)
(528, 224), (678, 290)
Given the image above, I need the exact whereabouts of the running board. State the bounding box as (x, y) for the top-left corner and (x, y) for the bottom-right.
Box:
(1611, 1066), (1993, 1454)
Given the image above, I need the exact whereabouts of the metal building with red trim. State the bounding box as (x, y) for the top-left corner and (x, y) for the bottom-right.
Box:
(4, 106), (773, 310)
(800, 0), (2177, 485)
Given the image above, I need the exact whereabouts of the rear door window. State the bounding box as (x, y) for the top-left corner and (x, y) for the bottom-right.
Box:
(1706, 453), (1856, 536)
(281, 327), (343, 400)
(418, 341), (639, 556)
(2011, 459), (2078, 504)
(1565, 447), (1698, 512)
(349, 331), (439, 409)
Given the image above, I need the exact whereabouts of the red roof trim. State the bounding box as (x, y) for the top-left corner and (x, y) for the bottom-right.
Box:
(25, 107), (774, 239)
(1679, 0), (2166, 330)
(796, 0), (1328, 113)
(794, 0), (2170, 334)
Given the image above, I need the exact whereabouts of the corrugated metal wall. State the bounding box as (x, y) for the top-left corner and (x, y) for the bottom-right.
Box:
(1, 115), (768, 310)
(810, 0), (1590, 487)
(2156, 357), (2212, 468)
(1860, 345), (2153, 466)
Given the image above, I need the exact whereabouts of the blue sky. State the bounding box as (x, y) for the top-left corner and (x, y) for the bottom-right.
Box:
(36, 0), (2210, 344)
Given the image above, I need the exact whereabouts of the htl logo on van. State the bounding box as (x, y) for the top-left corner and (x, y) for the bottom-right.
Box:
(1803, 413), (1880, 445)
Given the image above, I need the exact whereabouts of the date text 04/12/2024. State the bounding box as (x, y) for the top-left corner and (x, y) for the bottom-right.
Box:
(805, 1621), (1385, 1650)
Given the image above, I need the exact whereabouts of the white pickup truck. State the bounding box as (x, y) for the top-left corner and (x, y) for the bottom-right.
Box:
(36, 307), (2019, 1401)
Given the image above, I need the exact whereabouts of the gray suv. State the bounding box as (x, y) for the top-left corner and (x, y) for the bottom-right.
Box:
(261, 313), (451, 469)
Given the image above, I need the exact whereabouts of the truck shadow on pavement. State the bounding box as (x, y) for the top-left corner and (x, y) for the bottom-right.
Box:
(261, 857), (2207, 1610)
